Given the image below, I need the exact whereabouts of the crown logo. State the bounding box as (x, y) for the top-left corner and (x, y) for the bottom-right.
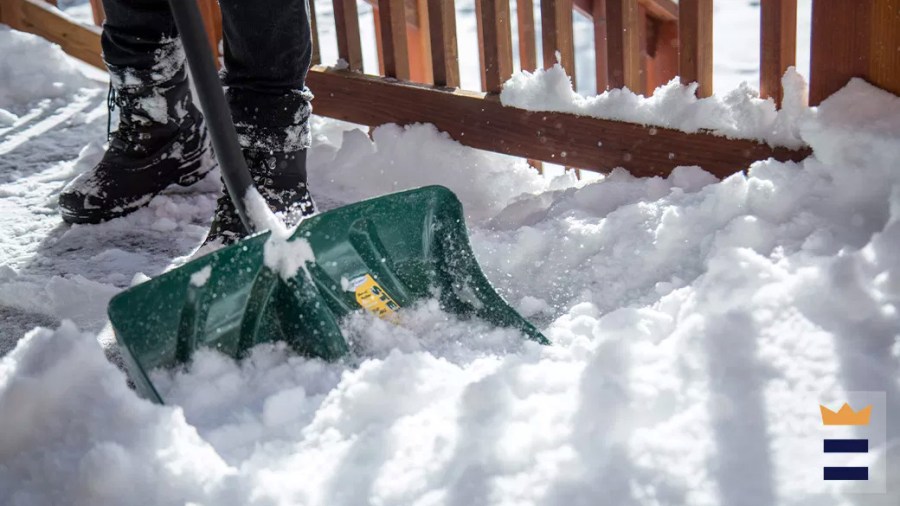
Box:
(820, 403), (872, 426)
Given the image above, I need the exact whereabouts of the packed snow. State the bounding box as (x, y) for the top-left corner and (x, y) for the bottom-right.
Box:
(500, 65), (808, 148)
(2, 5), (899, 506)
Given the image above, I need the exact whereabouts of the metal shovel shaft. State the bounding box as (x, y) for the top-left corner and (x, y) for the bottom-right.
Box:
(167, 0), (257, 233)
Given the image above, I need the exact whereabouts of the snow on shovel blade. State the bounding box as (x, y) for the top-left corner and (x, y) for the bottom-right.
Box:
(108, 185), (548, 403)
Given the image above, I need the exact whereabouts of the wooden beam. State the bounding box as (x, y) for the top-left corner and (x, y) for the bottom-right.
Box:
(606, 0), (641, 91)
(427, 0), (459, 86)
(516, 0), (538, 71)
(378, 0), (410, 79)
(8, 0), (103, 69)
(541, 0), (576, 86)
(480, 0), (513, 92)
(678, 0), (713, 97)
(760, 0), (797, 107)
(592, 0), (609, 92)
(306, 66), (811, 178)
(333, 0), (364, 71)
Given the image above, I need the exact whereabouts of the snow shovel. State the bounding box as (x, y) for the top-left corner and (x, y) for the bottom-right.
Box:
(107, 0), (548, 404)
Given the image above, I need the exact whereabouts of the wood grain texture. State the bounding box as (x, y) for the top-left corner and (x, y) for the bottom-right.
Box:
(592, 0), (609, 91)
(541, 0), (575, 86)
(306, 66), (811, 178)
(760, 0), (796, 107)
(427, 0), (459, 86)
(11, 0), (103, 68)
(378, 0), (410, 79)
(810, 0), (900, 104)
(678, 0), (713, 97)
(333, 0), (364, 71)
(606, 0), (641, 91)
(869, 0), (900, 97)
(516, 0), (538, 71)
(574, 0), (676, 22)
(310, 0), (321, 65)
(480, 0), (513, 92)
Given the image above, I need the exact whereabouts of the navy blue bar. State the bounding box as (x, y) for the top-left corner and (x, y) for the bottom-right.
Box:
(824, 467), (868, 481)
(824, 439), (869, 453)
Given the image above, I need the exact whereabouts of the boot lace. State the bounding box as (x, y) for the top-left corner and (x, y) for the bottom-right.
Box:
(106, 84), (151, 151)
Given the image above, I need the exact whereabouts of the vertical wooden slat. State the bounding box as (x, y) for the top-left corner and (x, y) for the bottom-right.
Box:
(200, 0), (223, 63)
(606, 0), (641, 90)
(480, 0), (514, 92)
(310, 0), (321, 65)
(678, 0), (713, 97)
(810, 0), (900, 105)
(475, 0), (487, 89)
(333, 0), (364, 71)
(88, 0), (105, 26)
(809, 0), (869, 105)
(592, 0), (608, 92)
(541, 0), (575, 86)
(412, 0), (434, 83)
(869, 0), (900, 98)
(428, 0), (460, 86)
(638, 3), (649, 94)
(517, 0), (538, 71)
(379, 0), (410, 79)
(759, 0), (796, 107)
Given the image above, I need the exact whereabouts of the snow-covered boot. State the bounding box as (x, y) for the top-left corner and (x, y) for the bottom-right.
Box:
(58, 63), (214, 224)
(203, 148), (316, 246)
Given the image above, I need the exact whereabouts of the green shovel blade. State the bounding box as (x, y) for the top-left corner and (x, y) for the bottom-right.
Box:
(108, 185), (548, 403)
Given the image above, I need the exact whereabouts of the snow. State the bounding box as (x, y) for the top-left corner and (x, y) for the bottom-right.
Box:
(500, 64), (808, 148)
(2, 8), (900, 506)
(0, 27), (92, 112)
(189, 265), (212, 287)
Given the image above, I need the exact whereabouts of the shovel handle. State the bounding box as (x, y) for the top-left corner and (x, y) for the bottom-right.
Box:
(167, 0), (257, 234)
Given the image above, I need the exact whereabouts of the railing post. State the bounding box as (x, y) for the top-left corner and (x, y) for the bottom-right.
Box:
(760, 0), (796, 107)
(310, 0), (321, 65)
(810, 0), (900, 105)
(606, 0), (641, 91)
(541, 0), (575, 86)
(88, 0), (104, 26)
(378, 0), (411, 79)
(592, 0), (609, 92)
(333, 0), (364, 71)
(428, 0), (460, 87)
(517, 0), (538, 71)
(480, 0), (513, 92)
(678, 0), (713, 97)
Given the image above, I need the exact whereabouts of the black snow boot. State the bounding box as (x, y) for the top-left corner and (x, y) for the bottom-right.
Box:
(203, 148), (316, 246)
(58, 64), (214, 224)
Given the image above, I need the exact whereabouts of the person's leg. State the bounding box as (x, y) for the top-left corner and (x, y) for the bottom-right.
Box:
(205, 0), (315, 245)
(59, 0), (214, 224)
(219, 0), (313, 153)
(100, 0), (178, 71)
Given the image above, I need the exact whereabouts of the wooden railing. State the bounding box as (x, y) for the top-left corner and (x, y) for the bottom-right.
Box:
(6, 0), (898, 179)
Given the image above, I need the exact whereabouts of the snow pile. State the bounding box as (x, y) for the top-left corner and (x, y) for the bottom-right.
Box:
(3, 19), (900, 506)
(500, 63), (809, 148)
(2, 74), (899, 505)
(0, 27), (92, 113)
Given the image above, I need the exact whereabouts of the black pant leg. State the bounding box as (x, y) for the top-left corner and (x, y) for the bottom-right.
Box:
(100, 0), (178, 71)
(218, 0), (314, 152)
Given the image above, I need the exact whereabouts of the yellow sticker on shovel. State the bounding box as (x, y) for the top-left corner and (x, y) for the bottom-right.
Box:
(352, 274), (400, 319)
